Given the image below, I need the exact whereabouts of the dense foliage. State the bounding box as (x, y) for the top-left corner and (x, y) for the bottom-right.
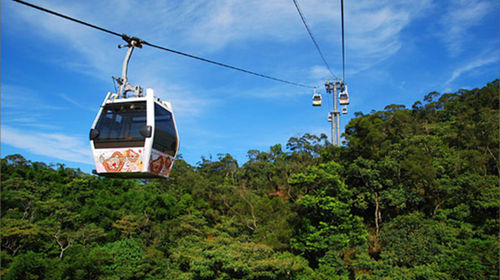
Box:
(2, 81), (498, 279)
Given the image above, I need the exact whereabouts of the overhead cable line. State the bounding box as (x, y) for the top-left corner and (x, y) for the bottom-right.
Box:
(292, 0), (336, 79)
(340, 0), (346, 81)
(13, 0), (315, 89)
(142, 41), (314, 88)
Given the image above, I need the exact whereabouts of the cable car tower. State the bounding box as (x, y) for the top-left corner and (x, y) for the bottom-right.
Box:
(325, 0), (349, 146)
(324, 80), (348, 146)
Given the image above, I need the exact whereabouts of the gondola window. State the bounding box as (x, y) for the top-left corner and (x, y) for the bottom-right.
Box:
(153, 104), (177, 156)
(94, 102), (147, 148)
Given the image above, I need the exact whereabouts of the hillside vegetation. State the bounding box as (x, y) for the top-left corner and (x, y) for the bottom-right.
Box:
(1, 80), (498, 279)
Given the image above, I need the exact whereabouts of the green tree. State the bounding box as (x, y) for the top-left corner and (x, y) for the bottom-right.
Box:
(289, 161), (367, 274)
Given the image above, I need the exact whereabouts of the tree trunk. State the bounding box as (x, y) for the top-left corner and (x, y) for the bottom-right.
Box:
(239, 187), (257, 231)
(374, 191), (381, 237)
(372, 191), (382, 252)
(54, 230), (73, 259)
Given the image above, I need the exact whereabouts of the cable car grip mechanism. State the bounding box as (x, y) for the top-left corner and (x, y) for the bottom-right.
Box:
(114, 34), (145, 99)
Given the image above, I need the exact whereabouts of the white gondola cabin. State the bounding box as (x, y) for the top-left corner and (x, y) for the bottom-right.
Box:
(342, 106), (348, 114)
(90, 89), (179, 178)
(339, 85), (349, 105)
(89, 36), (179, 178)
(312, 93), (322, 106)
(312, 87), (322, 106)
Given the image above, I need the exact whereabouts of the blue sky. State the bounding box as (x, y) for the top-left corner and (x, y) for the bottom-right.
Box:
(2, 0), (498, 172)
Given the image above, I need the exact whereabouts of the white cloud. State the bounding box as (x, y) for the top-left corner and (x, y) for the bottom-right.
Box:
(6, 0), (226, 118)
(1, 84), (64, 111)
(310, 65), (332, 80)
(345, 0), (431, 71)
(1, 125), (93, 165)
(217, 83), (308, 100)
(6, 0), (432, 104)
(176, 0), (432, 73)
(1, 84), (64, 130)
(439, 0), (494, 56)
(179, 1), (302, 52)
(7, 0), (120, 81)
(36, 1), (428, 69)
(59, 93), (95, 111)
(2, 116), (60, 130)
(445, 52), (498, 85)
(136, 73), (221, 118)
(6, 0), (443, 130)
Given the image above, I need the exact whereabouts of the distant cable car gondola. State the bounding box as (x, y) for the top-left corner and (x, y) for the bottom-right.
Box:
(89, 37), (179, 178)
(312, 88), (322, 106)
(339, 84), (349, 105)
(342, 106), (347, 114)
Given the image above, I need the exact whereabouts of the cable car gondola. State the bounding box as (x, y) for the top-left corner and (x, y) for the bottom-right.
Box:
(338, 84), (349, 105)
(312, 88), (322, 106)
(90, 38), (179, 178)
(342, 106), (347, 114)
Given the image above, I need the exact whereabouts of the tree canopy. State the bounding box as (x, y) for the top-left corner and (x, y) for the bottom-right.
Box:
(1, 80), (498, 279)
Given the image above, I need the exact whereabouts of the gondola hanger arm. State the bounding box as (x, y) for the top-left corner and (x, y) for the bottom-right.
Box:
(116, 38), (143, 98)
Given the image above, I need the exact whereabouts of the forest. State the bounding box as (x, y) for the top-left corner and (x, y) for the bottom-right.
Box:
(1, 80), (498, 279)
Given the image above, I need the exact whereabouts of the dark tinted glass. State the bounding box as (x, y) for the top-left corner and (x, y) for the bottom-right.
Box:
(94, 102), (147, 148)
(152, 103), (177, 156)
